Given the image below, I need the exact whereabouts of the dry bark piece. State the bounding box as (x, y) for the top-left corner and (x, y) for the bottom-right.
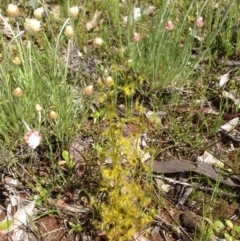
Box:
(180, 212), (202, 233)
(216, 59), (240, 66)
(218, 117), (240, 142)
(56, 199), (89, 213)
(149, 160), (240, 187)
(69, 133), (93, 164)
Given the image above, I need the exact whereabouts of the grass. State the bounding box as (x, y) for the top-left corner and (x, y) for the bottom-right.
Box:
(0, 0), (240, 240)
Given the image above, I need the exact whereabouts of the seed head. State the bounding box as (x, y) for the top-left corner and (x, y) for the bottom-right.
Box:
(25, 19), (41, 35)
(49, 111), (58, 120)
(103, 76), (114, 87)
(93, 37), (103, 48)
(84, 85), (94, 95)
(12, 57), (21, 65)
(68, 6), (79, 18)
(64, 25), (74, 38)
(6, 4), (20, 18)
(35, 104), (42, 112)
(33, 7), (44, 20)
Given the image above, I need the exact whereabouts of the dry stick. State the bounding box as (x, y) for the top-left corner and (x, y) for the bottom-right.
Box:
(159, 229), (168, 241)
(153, 174), (192, 187)
(153, 218), (176, 241)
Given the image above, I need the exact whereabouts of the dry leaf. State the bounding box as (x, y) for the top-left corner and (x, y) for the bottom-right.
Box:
(4, 176), (19, 187)
(50, 5), (61, 19)
(222, 90), (240, 107)
(133, 232), (150, 241)
(0, 17), (14, 37)
(85, 10), (102, 31)
(197, 151), (224, 168)
(154, 179), (172, 192)
(218, 117), (239, 133)
(145, 110), (165, 125)
(123, 5), (156, 23)
(133, 7), (141, 20)
(219, 72), (229, 89)
(143, 6), (156, 15)
(2, 197), (37, 236)
(56, 199), (88, 213)
(222, 90), (236, 101)
(58, 160), (67, 165)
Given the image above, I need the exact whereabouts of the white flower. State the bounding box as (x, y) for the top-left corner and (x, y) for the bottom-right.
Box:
(6, 4), (20, 18)
(64, 25), (74, 38)
(25, 19), (41, 36)
(33, 7), (44, 19)
(68, 6), (79, 18)
(24, 130), (41, 149)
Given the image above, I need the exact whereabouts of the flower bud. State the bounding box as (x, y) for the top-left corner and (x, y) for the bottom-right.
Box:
(126, 59), (132, 68)
(225, 220), (233, 229)
(132, 33), (140, 42)
(165, 20), (174, 30)
(93, 37), (103, 48)
(103, 76), (114, 87)
(96, 77), (104, 88)
(12, 56), (21, 65)
(68, 6), (79, 18)
(84, 85), (93, 95)
(64, 25), (74, 38)
(6, 4), (20, 18)
(25, 19), (41, 36)
(49, 111), (58, 120)
(35, 104), (42, 112)
(33, 7), (44, 20)
(13, 87), (23, 97)
(196, 17), (204, 28)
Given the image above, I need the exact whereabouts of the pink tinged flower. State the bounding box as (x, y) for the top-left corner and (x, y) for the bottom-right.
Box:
(24, 130), (41, 149)
(132, 32), (140, 42)
(165, 20), (174, 30)
(196, 17), (204, 28)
